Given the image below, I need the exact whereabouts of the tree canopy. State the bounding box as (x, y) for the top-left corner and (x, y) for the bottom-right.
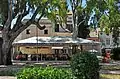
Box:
(98, 0), (120, 46)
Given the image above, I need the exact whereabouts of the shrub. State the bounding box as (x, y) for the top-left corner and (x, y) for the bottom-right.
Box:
(17, 66), (75, 79)
(70, 51), (100, 79)
(111, 47), (120, 60)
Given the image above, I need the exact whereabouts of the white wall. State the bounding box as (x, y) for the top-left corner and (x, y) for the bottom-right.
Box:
(99, 32), (113, 48)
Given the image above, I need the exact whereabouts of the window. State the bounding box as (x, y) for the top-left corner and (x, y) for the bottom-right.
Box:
(106, 38), (110, 45)
(44, 29), (48, 34)
(26, 29), (30, 34)
(68, 16), (72, 19)
(26, 47), (30, 48)
(57, 17), (59, 20)
(55, 24), (59, 32)
(67, 20), (72, 23)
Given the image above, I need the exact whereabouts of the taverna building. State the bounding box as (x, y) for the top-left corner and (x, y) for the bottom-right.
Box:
(13, 13), (100, 61)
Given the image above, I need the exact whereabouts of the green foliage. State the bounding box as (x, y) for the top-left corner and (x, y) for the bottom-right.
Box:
(111, 47), (120, 60)
(70, 51), (100, 79)
(47, 0), (68, 32)
(17, 67), (75, 79)
(97, 0), (120, 46)
(86, 0), (107, 15)
(99, 15), (110, 31)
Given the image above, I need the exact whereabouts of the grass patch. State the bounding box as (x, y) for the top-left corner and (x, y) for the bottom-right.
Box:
(0, 68), (20, 76)
(100, 74), (120, 79)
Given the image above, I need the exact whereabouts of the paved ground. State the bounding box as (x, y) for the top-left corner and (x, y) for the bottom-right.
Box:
(0, 76), (16, 79)
(100, 61), (120, 74)
(100, 70), (120, 74)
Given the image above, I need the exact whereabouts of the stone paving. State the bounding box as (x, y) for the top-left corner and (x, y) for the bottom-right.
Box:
(0, 76), (16, 79)
(100, 70), (120, 74)
(100, 61), (120, 74)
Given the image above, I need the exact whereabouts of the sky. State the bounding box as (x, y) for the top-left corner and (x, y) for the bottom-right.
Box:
(67, 0), (86, 10)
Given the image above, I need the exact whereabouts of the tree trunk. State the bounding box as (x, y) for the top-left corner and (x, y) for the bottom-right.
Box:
(72, 15), (78, 39)
(2, 30), (13, 65)
(0, 38), (3, 65)
(2, 39), (12, 65)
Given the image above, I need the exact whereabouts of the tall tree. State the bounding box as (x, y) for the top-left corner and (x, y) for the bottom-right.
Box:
(98, 0), (120, 47)
(48, 0), (107, 39)
(69, 0), (106, 39)
(0, 0), (61, 65)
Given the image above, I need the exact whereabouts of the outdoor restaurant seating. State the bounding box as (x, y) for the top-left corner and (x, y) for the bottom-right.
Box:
(14, 53), (70, 61)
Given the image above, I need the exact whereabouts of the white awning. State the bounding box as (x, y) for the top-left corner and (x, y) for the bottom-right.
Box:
(52, 47), (63, 49)
(13, 36), (100, 46)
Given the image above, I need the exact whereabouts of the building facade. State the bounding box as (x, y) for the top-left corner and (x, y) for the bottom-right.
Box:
(99, 31), (113, 49)
(15, 12), (73, 42)
(13, 12), (101, 61)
